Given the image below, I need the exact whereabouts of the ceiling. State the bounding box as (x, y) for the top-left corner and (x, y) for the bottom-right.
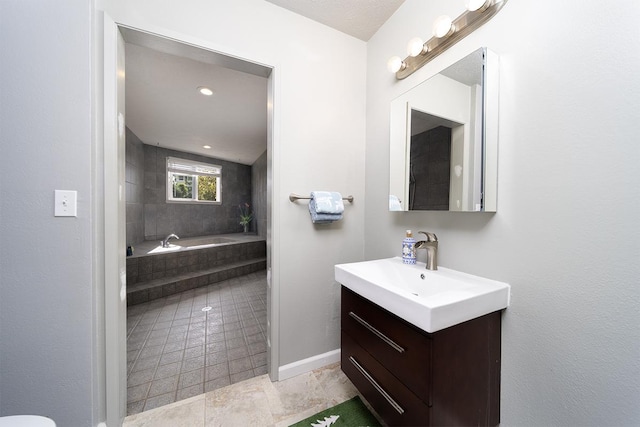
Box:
(265, 0), (405, 41)
(124, 1), (404, 165)
(124, 31), (270, 166)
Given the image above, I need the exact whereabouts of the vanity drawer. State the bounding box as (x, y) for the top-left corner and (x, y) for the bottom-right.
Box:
(341, 286), (431, 403)
(342, 332), (430, 426)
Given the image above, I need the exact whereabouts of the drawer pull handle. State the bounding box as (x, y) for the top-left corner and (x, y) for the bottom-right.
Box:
(349, 311), (405, 353)
(349, 356), (405, 415)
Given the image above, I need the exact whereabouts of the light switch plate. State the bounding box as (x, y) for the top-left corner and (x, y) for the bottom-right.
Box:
(54, 190), (77, 217)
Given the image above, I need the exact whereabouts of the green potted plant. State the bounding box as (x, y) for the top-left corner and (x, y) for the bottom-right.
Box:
(238, 203), (253, 233)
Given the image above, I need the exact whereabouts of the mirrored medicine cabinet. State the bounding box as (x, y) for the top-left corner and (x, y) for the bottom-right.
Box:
(389, 47), (499, 212)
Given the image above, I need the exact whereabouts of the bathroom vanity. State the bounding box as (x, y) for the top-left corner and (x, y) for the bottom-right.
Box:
(335, 258), (509, 426)
(342, 287), (501, 426)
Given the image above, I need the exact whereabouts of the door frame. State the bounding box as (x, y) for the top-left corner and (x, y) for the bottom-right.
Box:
(101, 17), (280, 425)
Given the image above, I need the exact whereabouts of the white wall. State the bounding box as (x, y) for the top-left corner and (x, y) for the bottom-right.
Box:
(366, 1), (640, 425)
(0, 0), (101, 425)
(103, 0), (367, 369)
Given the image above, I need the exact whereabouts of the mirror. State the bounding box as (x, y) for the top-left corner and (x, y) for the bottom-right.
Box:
(389, 47), (498, 212)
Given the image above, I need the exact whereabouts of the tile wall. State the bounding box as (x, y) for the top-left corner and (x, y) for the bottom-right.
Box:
(251, 150), (267, 238)
(126, 128), (146, 245)
(143, 144), (252, 241)
(125, 128), (268, 244)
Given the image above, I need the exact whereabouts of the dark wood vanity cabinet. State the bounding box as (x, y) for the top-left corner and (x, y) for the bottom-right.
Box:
(341, 286), (502, 427)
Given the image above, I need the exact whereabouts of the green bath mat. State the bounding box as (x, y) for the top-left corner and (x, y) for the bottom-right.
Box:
(289, 396), (381, 427)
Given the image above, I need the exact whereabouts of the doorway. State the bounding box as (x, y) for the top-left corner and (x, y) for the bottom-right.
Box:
(103, 22), (277, 421)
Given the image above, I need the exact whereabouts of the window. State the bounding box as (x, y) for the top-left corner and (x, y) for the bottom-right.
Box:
(167, 157), (221, 203)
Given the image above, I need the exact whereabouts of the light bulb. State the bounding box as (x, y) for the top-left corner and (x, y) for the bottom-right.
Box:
(466, 0), (491, 12)
(387, 56), (406, 73)
(432, 15), (454, 38)
(407, 37), (427, 57)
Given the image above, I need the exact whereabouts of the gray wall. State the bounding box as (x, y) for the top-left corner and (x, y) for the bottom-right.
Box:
(409, 126), (451, 210)
(366, 1), (640, 426)
(105, 0), (368, 372)
(0, 0), (100, 425)
(4, 0), (360, 425)
(126, 127), (145, 244)
(125, 127), (260, 244)
(251, 150), (267, 238)
(142, 144), (252, 241)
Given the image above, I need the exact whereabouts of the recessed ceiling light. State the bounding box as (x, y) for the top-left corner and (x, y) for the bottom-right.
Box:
(198, 86), (214, 96)
(203, 145), (211, 149)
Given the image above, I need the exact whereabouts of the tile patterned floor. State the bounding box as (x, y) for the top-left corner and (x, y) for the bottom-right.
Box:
(126, 271), (268, 415)
(122, 362), (375, 427)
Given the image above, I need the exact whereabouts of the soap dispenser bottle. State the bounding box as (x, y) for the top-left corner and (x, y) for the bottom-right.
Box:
(402, 230), (417, 264)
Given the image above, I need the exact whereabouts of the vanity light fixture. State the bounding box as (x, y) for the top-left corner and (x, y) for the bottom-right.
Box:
(432, 15), (455, 38)
(198, 86), (214, 96)
(389, 0), (508, 80)
(407, 37), (428, 57)
(387, 56), (406, 74)
(466, 0), (492, 12)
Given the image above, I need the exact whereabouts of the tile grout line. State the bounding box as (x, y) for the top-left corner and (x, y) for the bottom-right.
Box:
(127, 272), (268, 416)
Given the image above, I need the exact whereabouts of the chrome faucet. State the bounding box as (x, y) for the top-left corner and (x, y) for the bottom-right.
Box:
(162, 233), (179, 248)
(415, 231), (438, 270)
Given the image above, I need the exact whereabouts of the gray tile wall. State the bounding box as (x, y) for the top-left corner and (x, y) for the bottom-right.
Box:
(126, 127), (145, 245)
(409, 126), (451, 211)
(143, 144), (252, 241)
(251, 150), (267, 238)
(126, 241), (266, 285)
(125, 128), (265, 244)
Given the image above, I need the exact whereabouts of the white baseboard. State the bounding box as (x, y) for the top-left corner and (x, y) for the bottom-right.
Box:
(277, 349), (341, 381)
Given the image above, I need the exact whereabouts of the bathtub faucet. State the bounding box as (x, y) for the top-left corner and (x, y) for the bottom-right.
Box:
(162, 233), (180, 248)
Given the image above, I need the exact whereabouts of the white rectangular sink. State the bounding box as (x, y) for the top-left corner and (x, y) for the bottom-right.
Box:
(335, 257), (510, 333)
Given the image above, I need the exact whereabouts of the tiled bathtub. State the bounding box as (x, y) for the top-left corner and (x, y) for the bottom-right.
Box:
(126, 233), (266, 305)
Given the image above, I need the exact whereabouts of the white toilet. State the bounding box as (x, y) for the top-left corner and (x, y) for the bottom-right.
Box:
(0, 416), (55, 426)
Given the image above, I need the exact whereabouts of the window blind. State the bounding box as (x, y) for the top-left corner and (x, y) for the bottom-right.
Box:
(167, 157), (221, 176)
